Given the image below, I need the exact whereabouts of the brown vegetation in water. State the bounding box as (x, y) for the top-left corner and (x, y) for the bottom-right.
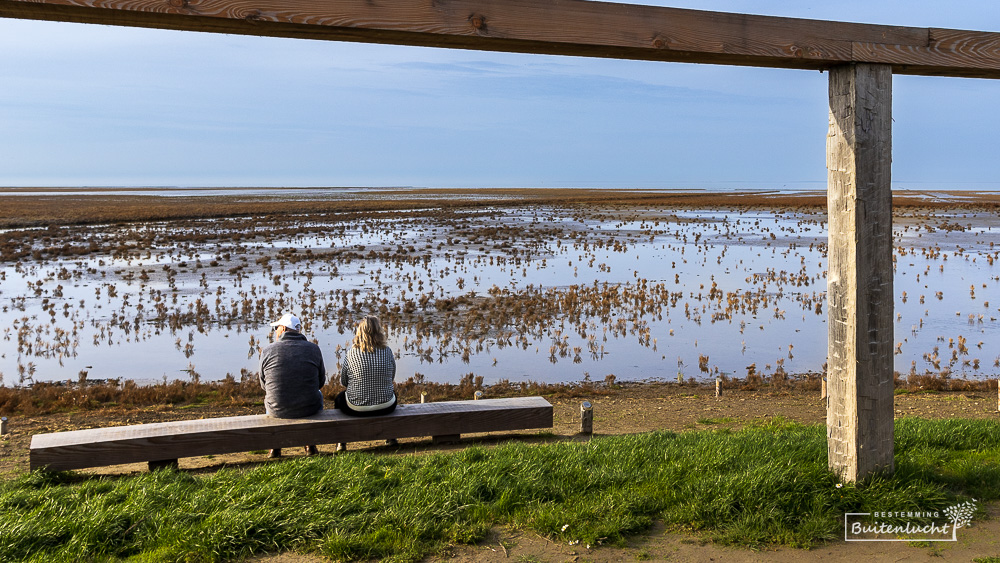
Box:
(2, 186), (998, 401)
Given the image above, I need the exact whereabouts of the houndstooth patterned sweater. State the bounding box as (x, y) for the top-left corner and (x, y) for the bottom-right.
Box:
(340, 346), (396, 409)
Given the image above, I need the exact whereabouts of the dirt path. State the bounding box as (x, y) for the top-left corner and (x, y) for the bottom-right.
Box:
(252, 510), (1000, 563)
(4, 384), (1000, 561)
(431, 506), (1000, 562)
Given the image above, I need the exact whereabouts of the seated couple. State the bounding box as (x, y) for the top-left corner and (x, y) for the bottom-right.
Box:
(258, 313), (397, 457)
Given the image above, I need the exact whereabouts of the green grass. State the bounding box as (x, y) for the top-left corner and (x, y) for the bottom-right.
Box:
(696, 416), (736, 425)
(2, 417), (999, 562)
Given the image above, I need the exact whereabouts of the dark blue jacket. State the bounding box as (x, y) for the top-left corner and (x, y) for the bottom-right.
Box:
(259, 331), (326, 418)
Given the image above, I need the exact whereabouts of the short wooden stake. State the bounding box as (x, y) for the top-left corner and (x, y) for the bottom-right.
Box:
(580, 401), (593, 434)
(0, 416), (7, 435)
(677, 372), (683, 384)
(715, 377), (722, 397)
(474, 390), (483, 400)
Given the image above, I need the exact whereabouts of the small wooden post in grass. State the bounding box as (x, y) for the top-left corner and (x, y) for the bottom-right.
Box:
(715, 377), (722, 397)
(0, 416), (7, 435)
(580, 401), (593, 434)
(826, 63), (895, 483)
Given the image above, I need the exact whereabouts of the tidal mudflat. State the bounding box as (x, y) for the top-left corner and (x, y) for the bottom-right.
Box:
(1, 188), (998, 387)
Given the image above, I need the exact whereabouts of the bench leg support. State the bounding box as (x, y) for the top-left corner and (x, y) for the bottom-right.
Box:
(148, 459), (179, 471)
(432, 434), (461, 445)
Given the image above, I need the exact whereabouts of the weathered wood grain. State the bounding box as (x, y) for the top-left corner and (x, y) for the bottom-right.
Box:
(29, 396), (553, 471)
(826, 63), (895, 482)
(854, 29), (1000, 77)
(0, 0), (998, 78)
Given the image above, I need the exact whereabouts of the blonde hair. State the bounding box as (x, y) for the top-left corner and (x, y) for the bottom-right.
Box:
(353, 316), (388, 352)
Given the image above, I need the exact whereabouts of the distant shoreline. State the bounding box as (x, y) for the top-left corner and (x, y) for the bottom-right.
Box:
(2, 186), (999, 228)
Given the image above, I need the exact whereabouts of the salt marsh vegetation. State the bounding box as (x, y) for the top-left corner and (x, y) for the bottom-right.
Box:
(1, 189), (998, 388)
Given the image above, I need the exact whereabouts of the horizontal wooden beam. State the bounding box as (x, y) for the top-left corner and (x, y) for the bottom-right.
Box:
(1, 0), (999, 78)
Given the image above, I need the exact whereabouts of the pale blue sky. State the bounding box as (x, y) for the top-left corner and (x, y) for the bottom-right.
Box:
(1, 1), (998, 190)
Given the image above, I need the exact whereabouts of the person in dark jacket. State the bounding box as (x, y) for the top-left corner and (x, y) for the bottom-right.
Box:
(259, 312), (326, 458)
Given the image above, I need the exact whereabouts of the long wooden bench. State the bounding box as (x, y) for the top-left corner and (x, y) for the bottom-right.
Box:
(30, 396), (553, 471)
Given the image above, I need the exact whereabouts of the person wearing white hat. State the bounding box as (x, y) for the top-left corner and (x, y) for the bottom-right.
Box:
(259, 312), (326, 457)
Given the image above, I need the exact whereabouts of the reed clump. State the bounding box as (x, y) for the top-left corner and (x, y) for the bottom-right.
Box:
(393, 373), (615, 404)
(0, 369), (990, 417)
(0, 372), (624, 416)
(0, 377), (265, 416)
(902, 370), (995, 393)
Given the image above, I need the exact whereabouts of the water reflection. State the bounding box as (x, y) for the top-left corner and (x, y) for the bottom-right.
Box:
(1, 205), (998, 386)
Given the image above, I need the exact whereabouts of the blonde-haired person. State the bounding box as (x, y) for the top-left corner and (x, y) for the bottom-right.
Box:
(335, 316), (398, 449)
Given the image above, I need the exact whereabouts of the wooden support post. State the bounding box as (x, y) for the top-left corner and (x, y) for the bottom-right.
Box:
(580, 401), (593, 434)
(1, 416), (7, 435)
(420, 393), (460, 444)
(826, 63), (895, 482)
(715, 377), (722, 397)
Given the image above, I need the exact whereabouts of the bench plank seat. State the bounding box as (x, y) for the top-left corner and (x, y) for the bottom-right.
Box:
(30, 396), (553, 471)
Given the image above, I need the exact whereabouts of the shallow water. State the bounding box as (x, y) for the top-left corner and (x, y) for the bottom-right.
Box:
(1, 205), (998, 386)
